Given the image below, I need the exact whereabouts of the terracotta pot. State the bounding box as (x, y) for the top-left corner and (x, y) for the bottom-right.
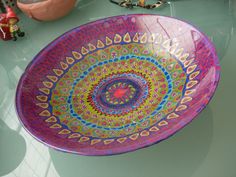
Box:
(17, 0), (76, 21)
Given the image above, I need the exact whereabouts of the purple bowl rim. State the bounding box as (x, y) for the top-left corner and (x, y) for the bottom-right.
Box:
(15, 14), (221, 156)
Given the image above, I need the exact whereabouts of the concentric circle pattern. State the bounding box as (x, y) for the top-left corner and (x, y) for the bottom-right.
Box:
(91, 72), (148, 114)
(16, 14), (220, 155)
(51, 51), (184, 139)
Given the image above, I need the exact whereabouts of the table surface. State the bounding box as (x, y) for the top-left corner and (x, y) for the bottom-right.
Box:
(0, 0), (236, 177)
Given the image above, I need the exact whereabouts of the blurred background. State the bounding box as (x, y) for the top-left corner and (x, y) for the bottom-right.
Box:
(0, 0), (236, 177)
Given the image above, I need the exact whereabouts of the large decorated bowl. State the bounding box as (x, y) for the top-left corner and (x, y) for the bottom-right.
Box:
(16, 14), (220, 156)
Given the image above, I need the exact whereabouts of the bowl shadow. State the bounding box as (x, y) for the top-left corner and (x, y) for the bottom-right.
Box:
(49, 107), (213, 177)
(0, 119), (26, 176)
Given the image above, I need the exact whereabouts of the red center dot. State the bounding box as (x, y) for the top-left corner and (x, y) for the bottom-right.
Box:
(113, 88), (128, 98)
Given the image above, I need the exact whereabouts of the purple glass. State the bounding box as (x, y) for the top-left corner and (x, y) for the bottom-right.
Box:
(16, 14), (220, 156)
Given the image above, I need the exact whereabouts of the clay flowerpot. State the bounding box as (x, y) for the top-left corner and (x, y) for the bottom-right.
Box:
(17, 0), (76, 21)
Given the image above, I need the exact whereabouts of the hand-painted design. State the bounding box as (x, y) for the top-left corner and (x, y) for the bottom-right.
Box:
(167, 113), (179, 119)
(66, 57), (75, 65)
(149, 126), (159, 132)
(68, 133), (81, 139)
(162, 39), (171, 50)
(39, 110), (51, 117)
(81, 47), (89, 55)
(184, 89), (196, 96)
(189, 71), (200, 80)
(36, 103), (49, 109)
(59, 129), (71, 135)
(179, 53), (189, 63)
(88, 43), (96, 51)
(140, 33), (147, 43)
(155, 34), (162, 44)
(158, 120), (168, 126)
(45, 116), (57, 123)
(175, 105), (187, 112)
(39, 88), (50, 95)
(89, 72), (150, 115)
(53, 69), (64, 76)
(60, 62), (69, 70)
(186, 80), (198, 89)
(148, 34), (156, 43)
(181, 97), (193, 104)
(79, 137), (90, 142)
(36, 95), (48, 102)
(50, 124), (62, 129)
(97, 40), (105, 48)
(123, 33), (131, 43)
(54, 53), (184, 139)
(175, 48), (184, 58)
(91, 139), (102, 145)
(187, 64), (197, 74)
(72, 51), (82, 60)
(169, 43), (179, 54)
(43, 81), (53, 88)
(47, 75), (58, 82)
(34, 32), (202, 145)
(104, 139), (115, 145)
(16, 15), (220, 156)
(106, 37), (113, 45)
(129, 133), (139, 140)
(140, 130), (149, 137)
(114, 34), (122, 43)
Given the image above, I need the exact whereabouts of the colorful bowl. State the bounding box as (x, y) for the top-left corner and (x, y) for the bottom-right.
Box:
(16, 14), (220, 156)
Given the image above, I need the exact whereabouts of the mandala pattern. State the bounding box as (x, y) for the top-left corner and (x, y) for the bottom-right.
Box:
(39, 35), (192, 140)
(90, 72), (149, 114)
(16, 15), (220, 155)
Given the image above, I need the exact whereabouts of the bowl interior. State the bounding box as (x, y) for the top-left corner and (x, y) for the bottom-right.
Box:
(16, 14), (220, 155)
